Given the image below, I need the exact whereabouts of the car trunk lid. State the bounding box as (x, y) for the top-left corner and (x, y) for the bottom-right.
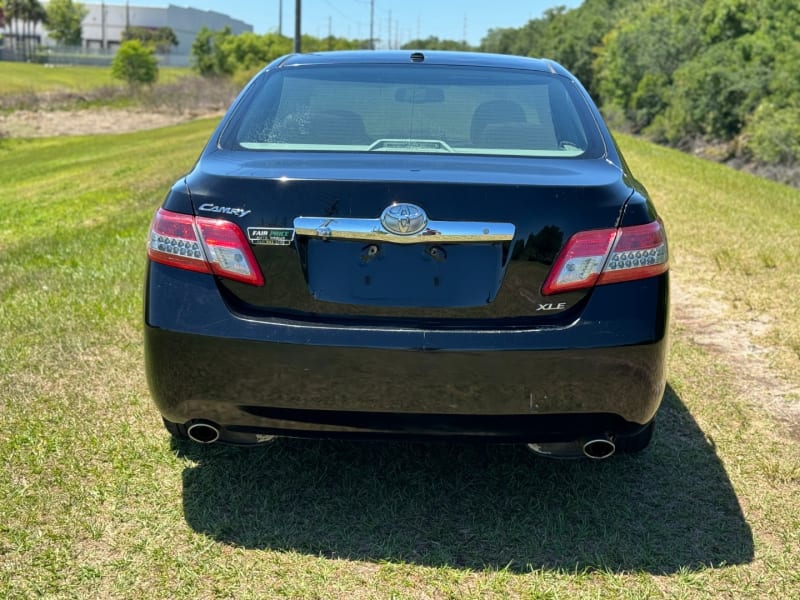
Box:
(186, 151), (632, 323)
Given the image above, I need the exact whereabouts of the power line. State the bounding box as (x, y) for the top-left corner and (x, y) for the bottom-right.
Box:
(324, 0), (359, 24)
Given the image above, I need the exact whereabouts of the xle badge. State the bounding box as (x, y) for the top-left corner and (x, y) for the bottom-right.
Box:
(536, 302), (567, 311)
(247, 228), (295, 246)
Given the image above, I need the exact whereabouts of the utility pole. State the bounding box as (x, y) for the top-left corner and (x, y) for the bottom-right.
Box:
(370, 0), (375, 50)
(278, 0), (282, 36)
(387, 10), (391, 49)
(294, 0), (301, 52)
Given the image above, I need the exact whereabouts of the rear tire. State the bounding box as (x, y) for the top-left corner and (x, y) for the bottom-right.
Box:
(615, 420), (655, 454)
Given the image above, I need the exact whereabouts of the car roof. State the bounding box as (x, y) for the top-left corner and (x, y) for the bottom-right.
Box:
(275, 50), (568, 77)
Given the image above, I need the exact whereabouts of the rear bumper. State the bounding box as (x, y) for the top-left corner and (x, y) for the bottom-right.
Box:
(145, 263), (669, 443)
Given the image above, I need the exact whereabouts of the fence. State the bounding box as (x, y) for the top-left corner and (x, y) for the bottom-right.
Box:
(0, 44), (190, 67)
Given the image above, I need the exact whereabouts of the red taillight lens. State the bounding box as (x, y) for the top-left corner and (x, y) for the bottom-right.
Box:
(541, 228), (617, 295)
(147, 208), (264, 286)
(194, 217), (265, 286)
(542, 220), (667, 295)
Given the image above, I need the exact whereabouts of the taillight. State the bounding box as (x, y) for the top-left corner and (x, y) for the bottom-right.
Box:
(147, 208), (264, 286)
(542, 220), (667, 295)
(598, 221), (668, 285)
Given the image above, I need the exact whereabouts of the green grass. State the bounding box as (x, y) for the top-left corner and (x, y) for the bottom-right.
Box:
(0, 62), (190, 95)
(618, 133), (800, 375)
(1, 124), (799, 598)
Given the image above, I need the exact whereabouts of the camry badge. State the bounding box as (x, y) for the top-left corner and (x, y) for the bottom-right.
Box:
(380, 203), (427, 236)
(198, 203), (251, 218)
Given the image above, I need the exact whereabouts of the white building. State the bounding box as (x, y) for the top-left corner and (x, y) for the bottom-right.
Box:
(79, 3), (252, 53)
(2, 3), (252, 58)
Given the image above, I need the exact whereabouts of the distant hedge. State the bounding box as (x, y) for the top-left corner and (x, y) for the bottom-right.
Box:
(190, 27), (368, 78)
(480, 0), (800, 167)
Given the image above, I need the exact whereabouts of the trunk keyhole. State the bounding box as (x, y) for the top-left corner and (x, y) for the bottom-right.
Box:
(427, 246), (447, 262)
(361, 244), (381, 263)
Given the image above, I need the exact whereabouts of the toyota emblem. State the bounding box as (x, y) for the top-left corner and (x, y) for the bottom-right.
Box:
(380, 203), (428, 236)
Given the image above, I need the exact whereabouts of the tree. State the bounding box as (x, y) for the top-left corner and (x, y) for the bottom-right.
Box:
(111, 40), (158, 88)
(219, 31), (279, 71)
(3, 0), (46, 59)
(122, 26), (178, 53)
(44, 0), (87, 46)
(4, 0), (24, 51)
(658, 38), (769, 143)
(21, 0), (47, 59)
(401, 36), (473, 51)
(479, 0), (636, 98)
(479, 27), (520, 55)
(191, 26), (234, 76)
(300, 33), (365, 52)
(593, 0), (704, 130)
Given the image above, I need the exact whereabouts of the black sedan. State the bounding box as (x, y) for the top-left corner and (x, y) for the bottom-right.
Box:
(144, 50), (668, 459)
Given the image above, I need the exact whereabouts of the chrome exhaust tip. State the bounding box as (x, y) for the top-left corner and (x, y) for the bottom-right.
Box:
(527, 435), (617, 460)
(186, 421), (221, 444)
(582, 437), (616, 460)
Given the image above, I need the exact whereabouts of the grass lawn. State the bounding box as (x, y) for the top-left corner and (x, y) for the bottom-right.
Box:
(0, 61), (191, 95)
(0, 122), (798, 598)
(620, 133), (800, 376)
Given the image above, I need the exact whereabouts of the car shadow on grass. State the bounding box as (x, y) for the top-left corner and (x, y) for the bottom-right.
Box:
(177, 383), (753, 574)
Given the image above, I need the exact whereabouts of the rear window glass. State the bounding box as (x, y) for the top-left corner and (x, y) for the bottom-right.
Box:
(220, 64), (605, 158)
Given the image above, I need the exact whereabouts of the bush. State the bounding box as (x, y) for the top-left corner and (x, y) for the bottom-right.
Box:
(594, 0), (703, 130)
(111, 40), (159, 88)
(190, 28), (366, 79)
(122, 26), (179, 54)
(191, 27), (235, 77)
(747, 102), (800, 165)
(653, 37), (769, 145)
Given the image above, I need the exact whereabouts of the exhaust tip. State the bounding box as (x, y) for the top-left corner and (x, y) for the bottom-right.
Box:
(582, 438), (616, 460)
(186, 421), (220, 444)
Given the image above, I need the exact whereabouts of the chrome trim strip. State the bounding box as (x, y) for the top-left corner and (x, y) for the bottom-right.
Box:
(293, 216), (515, 244)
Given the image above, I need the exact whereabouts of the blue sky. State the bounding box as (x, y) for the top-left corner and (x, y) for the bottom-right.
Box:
(123, 1), (583, 46)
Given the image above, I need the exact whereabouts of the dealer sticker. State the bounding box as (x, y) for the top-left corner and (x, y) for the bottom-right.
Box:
(247, 227), (296, 246)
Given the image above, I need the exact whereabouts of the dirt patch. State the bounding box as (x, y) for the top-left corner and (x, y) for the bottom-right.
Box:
(672, 276), (800, 439)
(0, 75), (238, 138)
(0, 108), (207, 137)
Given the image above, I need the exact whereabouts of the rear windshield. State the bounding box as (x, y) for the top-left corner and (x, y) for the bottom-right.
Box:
(220, 63), (605, 159)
